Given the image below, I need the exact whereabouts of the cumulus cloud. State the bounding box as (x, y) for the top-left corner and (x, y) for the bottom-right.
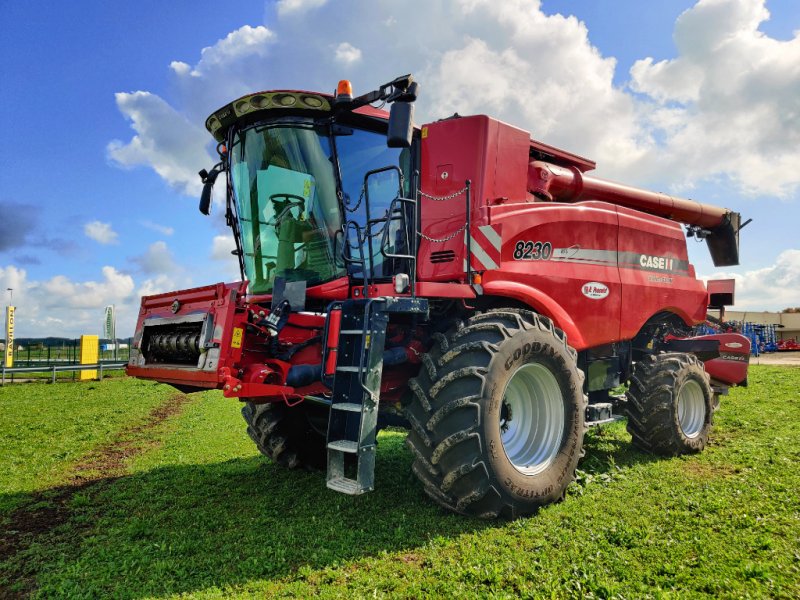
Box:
(0, 263), (190, 338)
(334, 42), (362, 65)
(140, 220), (174, 236)
(0, 263), (142, 337)
(110, 0), (800, 202)
(210, 235), (235, 260)
(168, 25), (277, 119)
(210, 235), (242, 281)
(131, 241), (179, 274)
(39, 267), (134, 310)
(108, 91), (212, 196)
(277, 0), (327, 16)
(629, 0), (800, 197)
(137, 274), (183, 299)
(84, 221), (119, 245)
(705, 249), (800, 310)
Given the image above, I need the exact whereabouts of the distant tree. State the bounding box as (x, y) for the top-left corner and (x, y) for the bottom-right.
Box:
(783, 307), (800, 313)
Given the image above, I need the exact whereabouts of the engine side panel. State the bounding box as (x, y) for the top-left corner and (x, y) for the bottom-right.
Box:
(485, 201), (621, 349)
(616, 205), (708, 339)
(484, 201), (708, 350)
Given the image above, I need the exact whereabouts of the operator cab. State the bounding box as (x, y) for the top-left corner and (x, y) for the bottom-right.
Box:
(199, 77), (419, 301)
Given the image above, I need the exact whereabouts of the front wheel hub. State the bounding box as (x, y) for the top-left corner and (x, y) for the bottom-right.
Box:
(500, 363), (565, 476)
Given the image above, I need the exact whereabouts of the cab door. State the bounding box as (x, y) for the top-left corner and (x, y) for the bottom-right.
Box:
(335, 127), (413, 283)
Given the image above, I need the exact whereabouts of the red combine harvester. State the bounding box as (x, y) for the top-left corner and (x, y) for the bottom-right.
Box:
(127, 75), (750, 518)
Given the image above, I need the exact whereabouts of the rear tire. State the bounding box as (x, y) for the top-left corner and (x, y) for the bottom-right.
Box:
(625, 353), (714, 455)
(242, 401), (328, 470)
(405, 309), (586, 519)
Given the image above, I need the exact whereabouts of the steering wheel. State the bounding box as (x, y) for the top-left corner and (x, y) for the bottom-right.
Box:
(268, 193), (306, 228)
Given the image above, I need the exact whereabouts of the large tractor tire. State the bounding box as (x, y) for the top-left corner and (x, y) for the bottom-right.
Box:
(242, 401), (328, 470)
(405, 309), (586, 519)
(625, 352), (714, 455)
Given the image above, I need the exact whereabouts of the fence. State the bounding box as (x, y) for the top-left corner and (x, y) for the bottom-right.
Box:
(1, 338), (133, 367)
(1, 362), (128, 385)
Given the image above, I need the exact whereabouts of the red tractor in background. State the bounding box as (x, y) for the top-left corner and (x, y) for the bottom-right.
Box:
(127, 75), (750, 519)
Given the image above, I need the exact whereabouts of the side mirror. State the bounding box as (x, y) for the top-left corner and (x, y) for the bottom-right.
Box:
(199, 181), (213, 215)
(388, 101), (414, 148)
(198, 164), (223, 216)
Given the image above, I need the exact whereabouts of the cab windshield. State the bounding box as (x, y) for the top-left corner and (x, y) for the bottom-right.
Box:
(230, 119), (344, 294)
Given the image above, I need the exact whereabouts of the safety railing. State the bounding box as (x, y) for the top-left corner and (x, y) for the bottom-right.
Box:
(1, 362), (127, 385)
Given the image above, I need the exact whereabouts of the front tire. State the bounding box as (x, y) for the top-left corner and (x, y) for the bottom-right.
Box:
(242, 401), (328, 470)
(405, 310), (586, 519)
(625, 353), (714, 455)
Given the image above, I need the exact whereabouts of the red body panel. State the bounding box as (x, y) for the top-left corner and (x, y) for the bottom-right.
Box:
(416, 114), (709, 350)
(127, 282), (248, 389)
(696, 333), (751, 385)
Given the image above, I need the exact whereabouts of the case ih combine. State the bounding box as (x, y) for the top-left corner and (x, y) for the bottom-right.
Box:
(127, 75), (750, 518)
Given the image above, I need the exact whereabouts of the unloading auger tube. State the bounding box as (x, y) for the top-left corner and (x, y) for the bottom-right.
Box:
(528, 160), (745, 267)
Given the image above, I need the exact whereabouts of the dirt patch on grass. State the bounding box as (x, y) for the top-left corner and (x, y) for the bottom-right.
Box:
(682, 461), (738, 479)
(0, 393), (193, 599)
(752, 351), (800, 367)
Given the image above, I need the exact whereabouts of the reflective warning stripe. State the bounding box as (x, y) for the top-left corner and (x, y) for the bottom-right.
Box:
(464, 224), (502, 271)
(479, 225), (501, 252)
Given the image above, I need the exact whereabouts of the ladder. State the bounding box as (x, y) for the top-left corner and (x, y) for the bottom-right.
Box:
(325, 296), (428, 494)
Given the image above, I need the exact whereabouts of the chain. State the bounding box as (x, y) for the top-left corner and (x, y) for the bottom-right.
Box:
(416, 185), (469, 242)
(417, 222), (467, 243)
(344, 186), (365, 213)
(418, 185), (468, 202)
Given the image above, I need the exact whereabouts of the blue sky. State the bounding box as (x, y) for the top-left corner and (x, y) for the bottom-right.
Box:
(1, 0), (798, 337)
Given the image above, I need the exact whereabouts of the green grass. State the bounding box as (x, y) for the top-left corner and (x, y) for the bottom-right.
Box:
(0, 378), (175, 514)
(2, 366), (799, 598)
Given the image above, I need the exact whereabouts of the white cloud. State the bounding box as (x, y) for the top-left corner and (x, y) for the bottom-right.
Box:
(0, 264), (141, 338)
(131, 241), (179, 274)
(629, 0), (800, 197)
(169, 25), (275, 80)
(110, 0), (800, 204)
(0, 263), (192, 338)
(107, 91), (212, 196)
(168, 25), (277, 119)
(210, 235), (235, 261)
(334, 42), (362, 65)
(137, 274), (183, 299)
(705, 249), (800, 310)
(210, 235), (242, 281)
(39, 267), (134, 310)
(140, 220), (174, 236)
(277, 0), (327, 16)
(84, 221), (119, 245)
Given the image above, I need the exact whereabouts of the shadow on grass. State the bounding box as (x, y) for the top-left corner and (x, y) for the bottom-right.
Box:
(582, 423), (660, 468)
(1, 434), (479, 597)
(2, 426), (661, 598)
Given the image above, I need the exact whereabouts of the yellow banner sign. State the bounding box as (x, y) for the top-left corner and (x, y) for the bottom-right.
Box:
(5, 306), (14, 368)
(79, 335), (99, 380)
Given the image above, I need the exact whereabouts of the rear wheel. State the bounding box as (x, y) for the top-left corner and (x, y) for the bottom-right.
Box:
(625, 353), (714, 455)
(405, 309), (586, 519)
(242, 401), (328, 470)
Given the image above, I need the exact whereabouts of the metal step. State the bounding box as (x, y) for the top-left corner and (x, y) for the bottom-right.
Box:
(327, 439), (360, 453)
(327, 477), (371, 495)
(336, 366), (360, 373)
(330, 402), (364, 412)
(339, 330), (364, 335)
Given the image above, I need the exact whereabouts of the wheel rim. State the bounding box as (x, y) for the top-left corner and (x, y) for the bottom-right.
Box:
(677, 379), (705, 438)
(500, 363), (565, 476)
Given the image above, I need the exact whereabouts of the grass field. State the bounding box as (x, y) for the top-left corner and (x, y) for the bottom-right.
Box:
(1, 366), (799, 598)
